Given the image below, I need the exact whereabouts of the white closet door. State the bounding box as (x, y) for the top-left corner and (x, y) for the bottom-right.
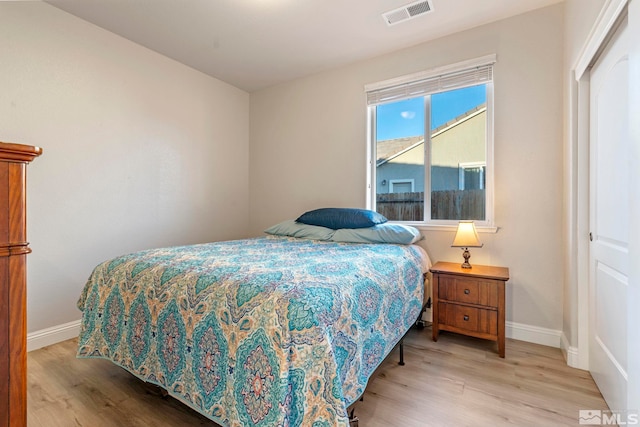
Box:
(589, 16), (629, 412)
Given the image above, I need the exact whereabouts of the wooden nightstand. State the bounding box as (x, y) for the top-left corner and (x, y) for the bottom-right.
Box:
(430, 261), (509, 357)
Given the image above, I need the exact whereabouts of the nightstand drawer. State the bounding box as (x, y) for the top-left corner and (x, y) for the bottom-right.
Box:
(438, 302), (498, 335)
(438, 276), (499, 307)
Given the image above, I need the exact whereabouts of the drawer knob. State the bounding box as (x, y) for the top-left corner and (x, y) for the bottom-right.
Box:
(464, 289), (470, 295)
(463, 315), (469, 321)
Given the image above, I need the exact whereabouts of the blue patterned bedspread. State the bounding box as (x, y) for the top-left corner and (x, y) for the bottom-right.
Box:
(77, 236), (429, 427)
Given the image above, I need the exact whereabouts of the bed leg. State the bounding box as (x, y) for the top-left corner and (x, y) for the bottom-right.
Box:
(414, 297), (430, 329)
(349, 408), (360, 427)
(399, 339), (405, 366)
(143, 382), (169, 399)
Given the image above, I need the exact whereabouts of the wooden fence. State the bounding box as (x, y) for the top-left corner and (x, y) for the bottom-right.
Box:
(376, 189), (485, 221)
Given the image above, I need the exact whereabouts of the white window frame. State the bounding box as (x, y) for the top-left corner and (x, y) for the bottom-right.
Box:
(389, 179), (415, 193)
(365, 55), (496, 231)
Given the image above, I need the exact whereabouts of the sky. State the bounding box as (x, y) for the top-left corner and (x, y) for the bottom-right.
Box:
(376, 84), (486, 141)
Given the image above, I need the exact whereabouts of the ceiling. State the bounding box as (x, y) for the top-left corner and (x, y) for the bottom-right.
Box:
(46, 0), (563, 92)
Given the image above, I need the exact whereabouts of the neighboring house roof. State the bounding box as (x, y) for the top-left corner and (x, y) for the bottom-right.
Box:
(376, 136), (423, 166)
(432, 103), (486, 137)
(376, 103), (487, 167)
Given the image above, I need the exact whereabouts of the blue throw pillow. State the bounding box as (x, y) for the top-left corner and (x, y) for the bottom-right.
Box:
(296, 208), (387, 230)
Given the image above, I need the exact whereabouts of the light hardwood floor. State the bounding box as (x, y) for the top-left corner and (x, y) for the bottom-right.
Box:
(27, 327), (608, 426)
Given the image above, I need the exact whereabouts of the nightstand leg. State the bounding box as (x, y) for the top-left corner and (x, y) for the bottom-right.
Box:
(498, 281), (505, 357)
(432, 275), (439, 341)
(497, 322), (505, 357)
(432, 309), (439, 341)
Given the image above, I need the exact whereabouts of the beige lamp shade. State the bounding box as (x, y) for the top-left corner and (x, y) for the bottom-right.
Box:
(451, 221), (483, 248)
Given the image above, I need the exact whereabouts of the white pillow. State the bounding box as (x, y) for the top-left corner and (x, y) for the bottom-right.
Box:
(331, 223), (422, 245)
(264, 220), (335, 241)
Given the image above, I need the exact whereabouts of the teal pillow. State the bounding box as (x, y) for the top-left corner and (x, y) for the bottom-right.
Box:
(264, 220), (335, 240)
(331, 223), (422, 245)
(296, 208), (387, 230)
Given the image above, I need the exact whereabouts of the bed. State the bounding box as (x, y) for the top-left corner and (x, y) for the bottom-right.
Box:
(77, 213), (430, 427)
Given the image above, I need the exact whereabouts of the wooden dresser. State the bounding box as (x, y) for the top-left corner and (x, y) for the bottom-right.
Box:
(430, 261), (509, 357)
(0, 142), (42, 427)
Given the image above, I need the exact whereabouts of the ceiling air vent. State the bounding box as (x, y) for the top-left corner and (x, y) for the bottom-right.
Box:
(382, 0), (433, 26)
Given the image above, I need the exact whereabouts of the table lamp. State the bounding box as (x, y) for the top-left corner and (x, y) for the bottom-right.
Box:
(451, 221), (483, 269)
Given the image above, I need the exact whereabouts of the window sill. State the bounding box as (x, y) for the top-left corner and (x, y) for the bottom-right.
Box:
(392, 222), (499, 234)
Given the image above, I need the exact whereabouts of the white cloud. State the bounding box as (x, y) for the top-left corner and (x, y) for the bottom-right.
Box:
(400, 111), (415, 119)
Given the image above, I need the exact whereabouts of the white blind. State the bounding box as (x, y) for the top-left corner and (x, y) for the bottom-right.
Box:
(365, 55), (495, 106)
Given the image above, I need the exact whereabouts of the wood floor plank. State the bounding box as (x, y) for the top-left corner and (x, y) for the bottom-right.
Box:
(27, 327), (608, 426)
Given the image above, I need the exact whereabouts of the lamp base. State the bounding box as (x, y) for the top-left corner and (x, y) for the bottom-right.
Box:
(461, 248), (472, 269)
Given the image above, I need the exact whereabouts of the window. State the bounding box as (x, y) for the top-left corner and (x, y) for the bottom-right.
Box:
(389, 179), (415, 193)
(366, 55), (495, 227)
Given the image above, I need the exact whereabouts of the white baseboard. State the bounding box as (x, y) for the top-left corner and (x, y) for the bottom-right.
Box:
(506, 321), (562, 348)
(561, 332), (581, 368)
(421, 310), (562, 349)
(27, 319), (81, 352)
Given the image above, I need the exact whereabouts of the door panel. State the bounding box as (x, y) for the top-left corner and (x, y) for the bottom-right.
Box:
(595, 263), (627, 370)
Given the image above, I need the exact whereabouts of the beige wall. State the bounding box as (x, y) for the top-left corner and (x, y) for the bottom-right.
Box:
(0, 3), (250, 333)
(250, 5), (565, 333)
